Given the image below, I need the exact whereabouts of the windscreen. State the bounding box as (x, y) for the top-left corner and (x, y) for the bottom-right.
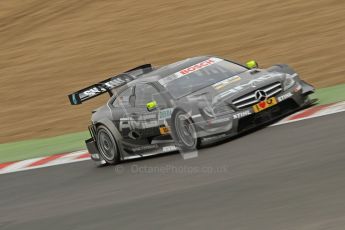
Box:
(158, 58), (247, 98)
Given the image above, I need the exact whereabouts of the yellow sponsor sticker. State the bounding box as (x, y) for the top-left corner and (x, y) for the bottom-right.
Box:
(159, 126), (170, 135)
(252, 97), (278, 113)
(213, 76), (241, 90)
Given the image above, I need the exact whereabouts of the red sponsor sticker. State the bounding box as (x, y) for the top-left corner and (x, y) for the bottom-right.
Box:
(159, 57), (222, 86)
(179, 58), (218, 76)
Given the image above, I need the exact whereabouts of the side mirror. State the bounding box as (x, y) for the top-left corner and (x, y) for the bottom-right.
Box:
(146, 100), (157, 111)
(246, 60), (259, 69)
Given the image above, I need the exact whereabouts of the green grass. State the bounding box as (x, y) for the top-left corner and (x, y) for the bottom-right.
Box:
(0, 132), (89, 163)
(1, 83), (345, 163)
(311, 83), (345, 104)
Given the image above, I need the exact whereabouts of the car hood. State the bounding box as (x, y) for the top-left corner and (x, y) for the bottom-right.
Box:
(183, 69), (287, 106)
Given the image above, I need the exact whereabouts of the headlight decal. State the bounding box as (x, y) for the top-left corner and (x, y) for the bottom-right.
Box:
(283, 73), (298, 90)
(202, 104), (234, 118)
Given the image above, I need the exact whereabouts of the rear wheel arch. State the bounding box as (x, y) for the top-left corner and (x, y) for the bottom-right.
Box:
(95, 119), (122, 141)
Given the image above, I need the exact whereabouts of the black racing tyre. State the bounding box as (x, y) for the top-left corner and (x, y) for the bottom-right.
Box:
(96, 125), (120, 165)
(170, 110), (199, 152)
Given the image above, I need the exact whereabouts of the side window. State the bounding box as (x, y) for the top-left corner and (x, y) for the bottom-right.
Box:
(135, 84), (163, 107)
(113, 87), (133, 108)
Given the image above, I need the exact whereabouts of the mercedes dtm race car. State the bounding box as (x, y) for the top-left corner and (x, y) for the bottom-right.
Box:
(68, 56), (315, 165)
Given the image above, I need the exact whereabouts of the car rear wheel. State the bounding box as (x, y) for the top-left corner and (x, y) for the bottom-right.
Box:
(171, 110), (199, 152)
(96, 125), (120, 165)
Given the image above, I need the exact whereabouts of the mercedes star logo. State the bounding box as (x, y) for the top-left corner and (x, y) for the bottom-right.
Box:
(255, 90), (267, 101)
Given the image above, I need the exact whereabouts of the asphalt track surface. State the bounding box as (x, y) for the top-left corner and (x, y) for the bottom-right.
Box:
(1, 112), (345, 230)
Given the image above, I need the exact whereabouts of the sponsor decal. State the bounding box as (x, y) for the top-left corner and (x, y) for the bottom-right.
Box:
(253, 97), (278, 113)
(119, 116), (158, 131)
(81, 87), (106, 98)
(141, 113), (156, 120)
(212, 76), (241, 90)
(158, 108), (174, 120)
(209, 117), (231, 124)
(80, 75), (136, 99)
(132, 144), (158, 152)
(218, 75), (274, 98)
(159, 126), (170, 135)
(277, 92), (293, 102)
(233, 110), (252, 119)
(158, 57), (222, 86)
(104, 76), (133, 88)
(162, 146), (177, 152)
(202, 133), (227, 142)
(178, 57), (221, 76)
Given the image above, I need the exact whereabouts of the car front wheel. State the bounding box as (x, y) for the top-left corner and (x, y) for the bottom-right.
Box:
(171, 110), (199, 152)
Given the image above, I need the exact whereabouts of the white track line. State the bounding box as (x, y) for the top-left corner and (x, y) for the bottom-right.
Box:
(273, 101), (345, 126)
(0, 150), (89, 175)
(0, 157), (45, 174)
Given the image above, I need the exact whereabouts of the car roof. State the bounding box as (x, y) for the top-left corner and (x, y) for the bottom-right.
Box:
(129, 55), (212, 85)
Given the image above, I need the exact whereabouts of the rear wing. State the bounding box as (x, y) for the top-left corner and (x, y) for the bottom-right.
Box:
(68, 64), (153, 105)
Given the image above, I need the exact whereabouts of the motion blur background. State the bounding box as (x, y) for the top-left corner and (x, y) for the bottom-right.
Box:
(1, 0), (345, 143)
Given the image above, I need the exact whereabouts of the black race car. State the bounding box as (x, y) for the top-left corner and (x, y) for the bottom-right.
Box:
(68, 56), (315, 165)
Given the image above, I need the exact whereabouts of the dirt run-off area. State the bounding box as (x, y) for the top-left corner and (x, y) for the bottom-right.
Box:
(1, 0), (345, 143)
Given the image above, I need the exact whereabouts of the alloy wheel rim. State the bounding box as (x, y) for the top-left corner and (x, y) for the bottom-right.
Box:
(98, 130), (116, 160)
(175, 113), (196, 147)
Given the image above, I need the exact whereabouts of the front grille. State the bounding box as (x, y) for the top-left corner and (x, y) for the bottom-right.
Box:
(232, 82), (282, 109)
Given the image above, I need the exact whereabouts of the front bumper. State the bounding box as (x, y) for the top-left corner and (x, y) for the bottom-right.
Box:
(197, 82), (314, 145)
